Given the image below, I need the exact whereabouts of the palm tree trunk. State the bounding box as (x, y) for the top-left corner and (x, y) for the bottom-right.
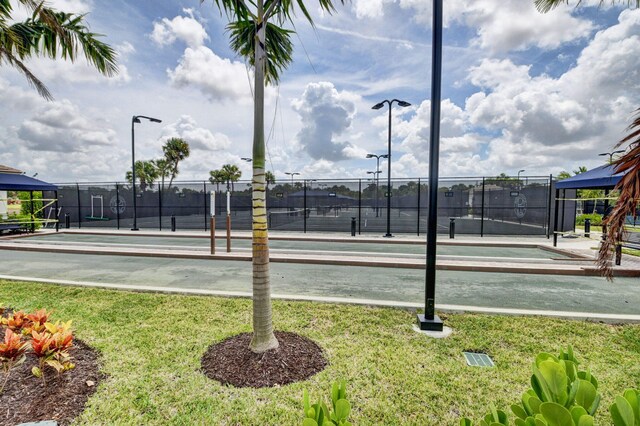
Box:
(250, 1), (278, 353)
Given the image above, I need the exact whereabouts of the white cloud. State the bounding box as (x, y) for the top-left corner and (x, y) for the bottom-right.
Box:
(15, 99), (117, 152)
(291, 82), (362, 161)
(167, 46), (253, 103)
(399, 0), (594, 53)
(48, 0), (93, 14)
(151, 9), (209, 48)
(159, 115), (231, 152)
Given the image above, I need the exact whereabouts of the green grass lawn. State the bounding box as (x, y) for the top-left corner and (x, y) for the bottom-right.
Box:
(1, 280), (639, 425)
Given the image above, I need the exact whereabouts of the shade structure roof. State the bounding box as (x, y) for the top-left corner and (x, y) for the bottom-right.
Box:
(555, 164), (627, 190)
(0, 173), (58, 191)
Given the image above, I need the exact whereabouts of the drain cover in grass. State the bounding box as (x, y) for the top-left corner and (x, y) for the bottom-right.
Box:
(463, 352), (495, 367)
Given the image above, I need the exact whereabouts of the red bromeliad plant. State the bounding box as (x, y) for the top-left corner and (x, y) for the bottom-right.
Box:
(0, 328), (29, 393)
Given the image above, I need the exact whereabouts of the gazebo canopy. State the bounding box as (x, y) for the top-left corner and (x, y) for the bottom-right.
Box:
(555, 165), (626, 190)
(0, 173), (58, 191)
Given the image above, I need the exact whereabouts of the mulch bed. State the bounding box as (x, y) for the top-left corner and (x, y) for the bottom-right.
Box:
(201, 331), (327, 388)
(0, 336), (103, 426)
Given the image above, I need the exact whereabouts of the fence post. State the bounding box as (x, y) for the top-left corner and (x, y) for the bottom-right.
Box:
(54, 190), (59, 232)
(116, 183), (121, 230)
(158, 185), (163, 231)
(358, 179), (362, 235)
(417, 178), (421, 236)
(203, 182), (208, 231)
(76, 183), (81, 229)
(546, 174), (553, 238)
(553, 188), (560, 247)
(303, 181), (307, 233)
(480, 177), (485, 237)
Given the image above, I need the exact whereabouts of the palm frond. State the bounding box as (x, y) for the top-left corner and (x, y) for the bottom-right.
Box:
(535, 0), (640, 13)
(597, 108), (640, 279)
(0, 44), (52, 99)
(227, 19), (293, 85)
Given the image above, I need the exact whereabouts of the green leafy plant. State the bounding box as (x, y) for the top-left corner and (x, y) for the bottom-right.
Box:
(0, 328), (29, 393)
(610, 389), (640, 426)
(303, 381), (352, 426)
(462, 346), (637, 426)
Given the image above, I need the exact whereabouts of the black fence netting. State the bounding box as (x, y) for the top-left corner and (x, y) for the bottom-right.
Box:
(52, 176), (575, 236)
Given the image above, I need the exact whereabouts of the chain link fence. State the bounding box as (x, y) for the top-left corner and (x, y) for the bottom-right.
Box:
(53, 176), (575, 236)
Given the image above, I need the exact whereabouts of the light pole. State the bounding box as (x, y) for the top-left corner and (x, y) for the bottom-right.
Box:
(366, 153), (388, 217)
(599, 150), (624, 164)
(366, 170), (381, 216)
(418, 0), (444, 332)
(131, 115), (162, 231)
(284, 172), (300, 186)
(517, 169), (525, 190)
(372, 99), (411, 237)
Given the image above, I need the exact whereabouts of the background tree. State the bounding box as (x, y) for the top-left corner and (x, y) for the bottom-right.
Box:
(152, 158), (171, 192)
(203, 0), (345, 353)
(209, 169), (226, 192)
(162, 138), (190, 189)
(536, 0), (640, 278)
(0, 0), (118, 100)
(265, 171), (276, 186)
(125, 161), (158, 191)
(221, 164), (242, 191)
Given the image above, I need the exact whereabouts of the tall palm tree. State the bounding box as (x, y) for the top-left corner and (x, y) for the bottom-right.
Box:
(536, 0), (639, 278)
(162, 138), (190, 190)
(0, 0), (118, 100)
(125, 161), (159, 192)
(209, 169), (226, 192)
(152, 158), (171, 192)
(221, 163), (242, 192)
(203, 0), (345, 352)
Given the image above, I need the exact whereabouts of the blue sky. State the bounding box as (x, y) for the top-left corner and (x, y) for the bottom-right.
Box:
(1, 0), (638, 183)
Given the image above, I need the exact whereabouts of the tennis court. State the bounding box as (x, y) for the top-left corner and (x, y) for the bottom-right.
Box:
(5, 231), (574, 261)
(0, 249), (638, 316)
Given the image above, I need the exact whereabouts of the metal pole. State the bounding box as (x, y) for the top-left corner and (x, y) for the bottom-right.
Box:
(553, 188), (560, 247)
(480, 177), (485, 237)
(29, 191), (34, 232)
(54, 190), (59, 232)
(76, 183), (81, 229)
(158, 185), (162, 231)
(131, 117), (138, 231)
(304, 181), (307, 233)
(116, 183), (121, 230)
(376, 157), (380, 217)
(417, 178), (421, 236)
(385, 104), (392, 237)
(418, 0), (444, 331)
(358, 179), (362, 235)
(546, 174), (553, 238)
(203, 182), (208, 231)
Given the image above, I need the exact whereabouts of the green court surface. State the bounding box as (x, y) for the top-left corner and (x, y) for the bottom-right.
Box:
(11, 233), (569, 259)
(0, 250), (637, 315)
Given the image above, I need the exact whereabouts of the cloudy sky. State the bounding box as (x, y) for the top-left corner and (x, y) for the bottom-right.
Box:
(1, 0), (639, 183)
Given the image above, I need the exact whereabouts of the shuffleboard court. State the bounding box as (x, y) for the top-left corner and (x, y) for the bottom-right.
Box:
(9, 233), (571, 260)
(0, 250), (638, 315)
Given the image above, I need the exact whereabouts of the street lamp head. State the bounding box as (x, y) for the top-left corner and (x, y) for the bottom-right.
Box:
(372, 102), (385, 110)
(149, 118), (162, 123)
(367, 171), (375, 175)
(380, 154), (389, 159)
(241, 157), (252, 162)
(518, 169), (525, 173)
(132, 117), (141, 123)
(397, 101), (411, 108)
(366, 154), (374, 158)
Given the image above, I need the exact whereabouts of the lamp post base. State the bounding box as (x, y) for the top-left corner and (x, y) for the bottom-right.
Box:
(416, 314), (444, 331)
(383, 233), (393, 238)
(131, 227), (139, 231)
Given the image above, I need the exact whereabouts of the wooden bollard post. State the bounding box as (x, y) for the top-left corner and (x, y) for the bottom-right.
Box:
(226, 215), (231, 253)
(210, 217), (215, 255)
